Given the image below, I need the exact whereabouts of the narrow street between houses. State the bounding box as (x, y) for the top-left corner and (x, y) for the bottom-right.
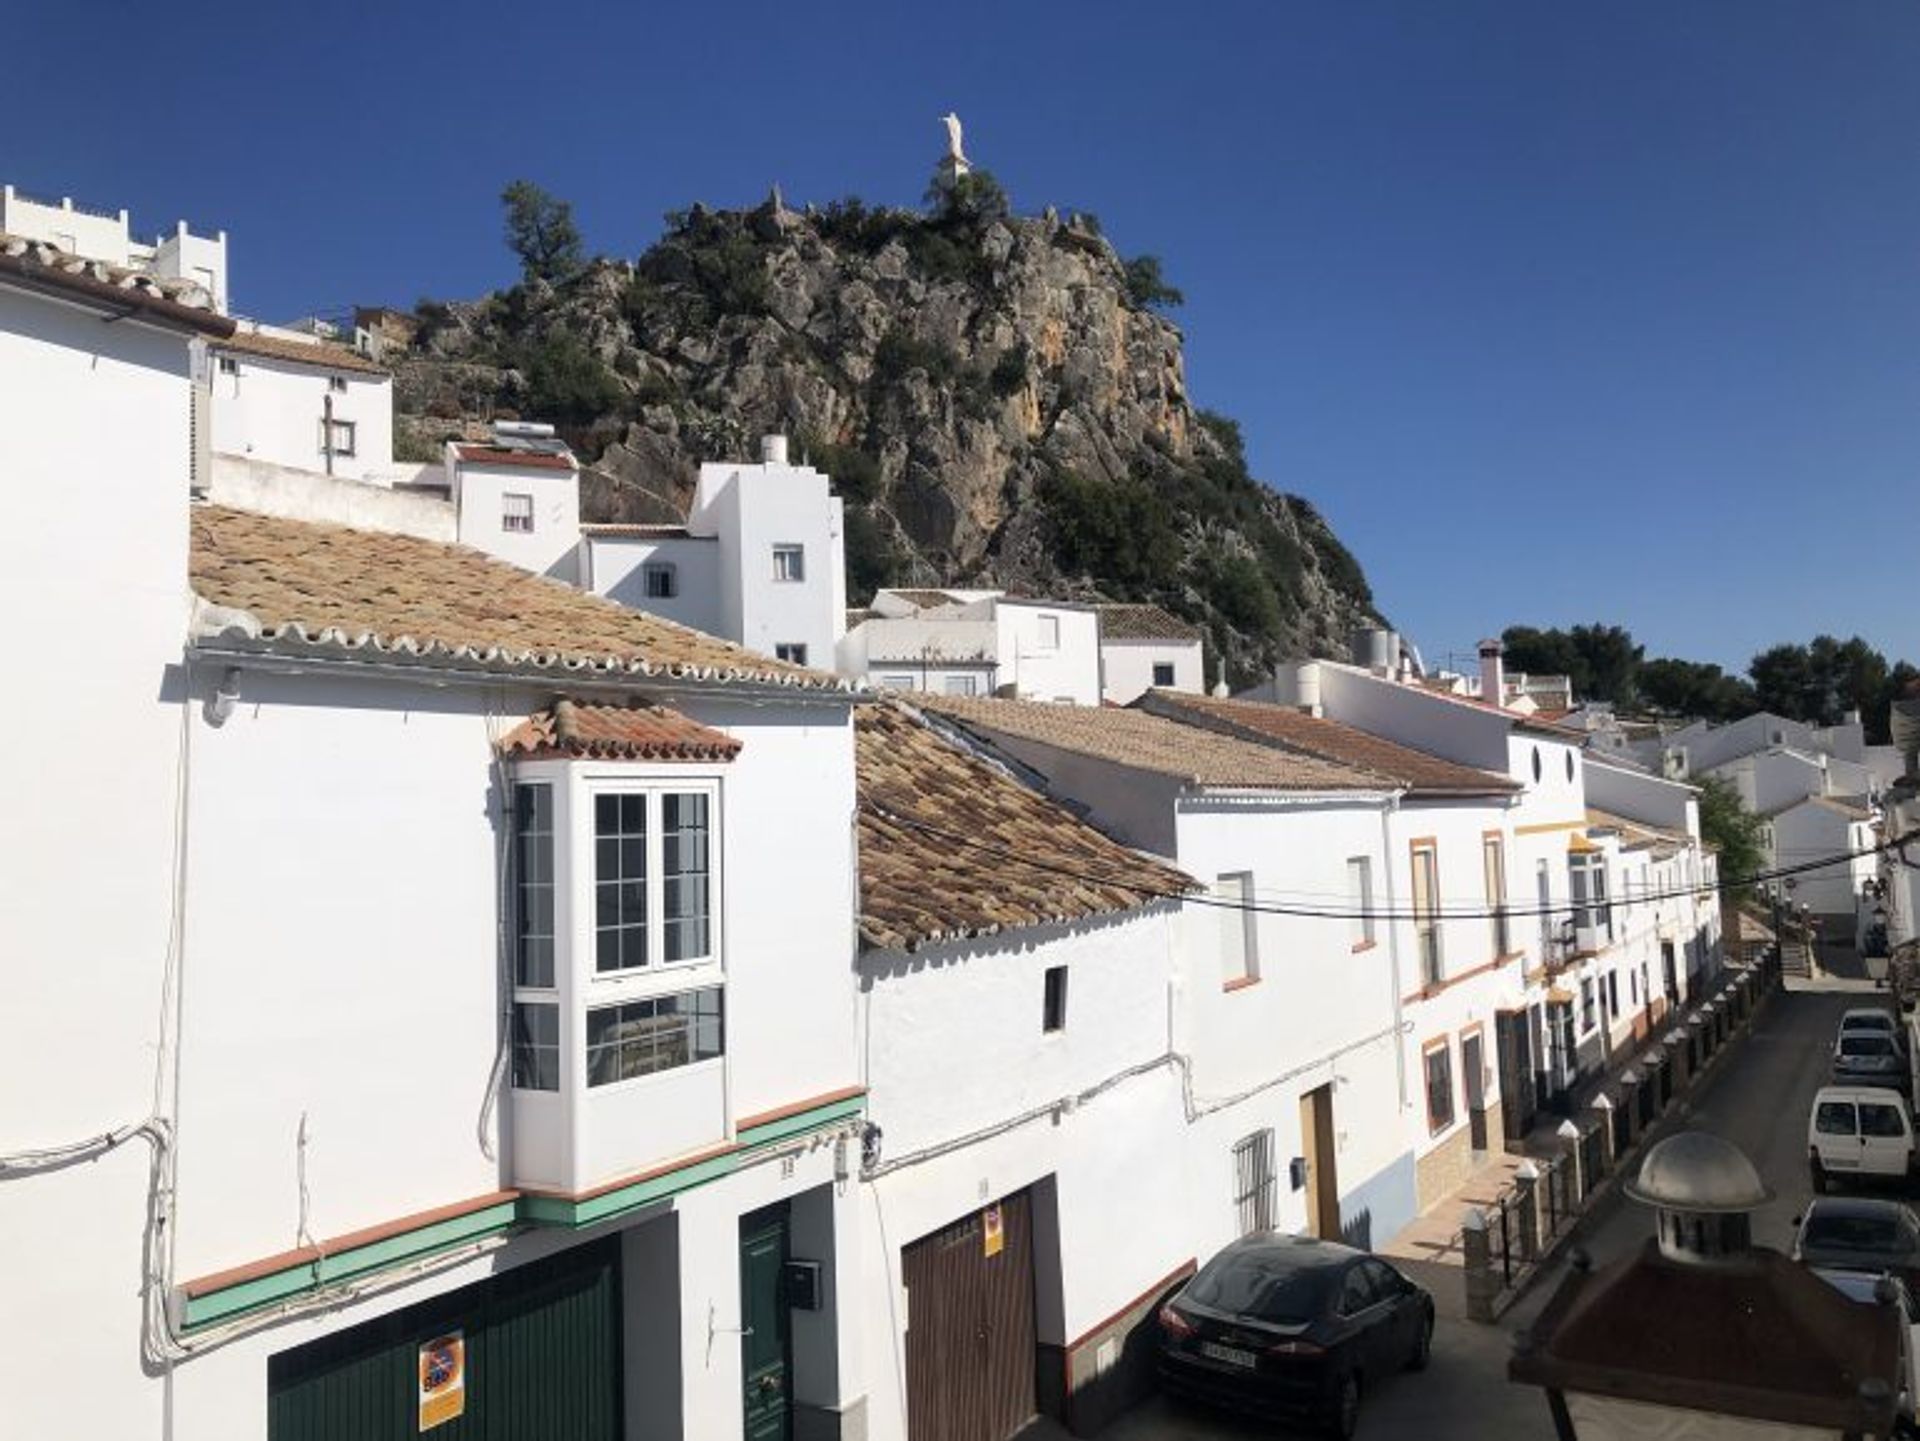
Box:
(1094, 959), (1890, 1441)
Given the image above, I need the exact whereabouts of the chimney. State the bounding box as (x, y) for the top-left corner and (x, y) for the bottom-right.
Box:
(1478, 638), (1506, 708)
(760, 434), (789, 466)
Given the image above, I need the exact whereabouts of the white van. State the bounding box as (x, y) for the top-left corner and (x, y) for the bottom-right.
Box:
(1810, 1086), (1919, 1193)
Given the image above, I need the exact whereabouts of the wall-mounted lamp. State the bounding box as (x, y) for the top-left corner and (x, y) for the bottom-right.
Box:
(205, 667), (241, 727)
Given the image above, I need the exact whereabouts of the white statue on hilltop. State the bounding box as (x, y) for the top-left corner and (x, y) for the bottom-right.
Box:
(941, 112), (968, 166)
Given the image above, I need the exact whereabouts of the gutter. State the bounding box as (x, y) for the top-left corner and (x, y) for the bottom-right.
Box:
(0, 252), (235, 337)
(186, 642), (869, 711)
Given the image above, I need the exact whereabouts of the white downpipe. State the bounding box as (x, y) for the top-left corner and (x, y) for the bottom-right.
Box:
(1378, 795), (1409, 1108)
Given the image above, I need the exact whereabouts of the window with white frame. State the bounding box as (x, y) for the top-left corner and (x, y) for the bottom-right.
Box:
(1036, 614), (1061, 649)
(1536, 858), (1553, 958)
(1484, 835), (1510, 957)
(1348, 856), (1374, 947)
(512, 1002), (559, 1091)
(643, 563), (677, 599)
(327, 375), (348, 393)
(592, 787), (717, 973)
(775, 643), (809, 665)
(319, 417), (357, 457)
(1152, 661), (1176, 687)
(217, 355), (239, 376)
(772, 544), (805, 582)
(942, 673), (979, 696)
(585, 988), (724, 1087)
(1216, 871), (1258, 984)
(513, 783), (556, 988)
(1232, 1129), (1276, 1236)
(502, 492), (535, 534)
(877, 673), (915, 689)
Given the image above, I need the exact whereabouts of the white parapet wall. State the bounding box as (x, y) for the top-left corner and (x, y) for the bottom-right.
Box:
(207, 455), (455, 542)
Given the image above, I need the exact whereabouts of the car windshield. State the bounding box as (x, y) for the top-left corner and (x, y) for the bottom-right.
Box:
(1186, 1250), (1334, 1324)
(1844, 1015), (1895, 1033)
(1840, 1036), (1896, 1058)
(1816, 1102), (1857, 1135)
(1805, 1213), (1903, 1251)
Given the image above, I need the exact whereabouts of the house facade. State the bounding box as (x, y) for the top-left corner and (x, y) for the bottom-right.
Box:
(1096, 604), (1205, 704)
(840, 589), (1103, 704)
(2, 178), (229, 310)
(915, 695), (1422, 1256)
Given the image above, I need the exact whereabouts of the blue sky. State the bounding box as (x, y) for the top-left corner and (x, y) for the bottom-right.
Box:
(12, 1), (1919, 674)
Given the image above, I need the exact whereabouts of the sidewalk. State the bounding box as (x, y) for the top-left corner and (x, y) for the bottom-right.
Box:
(1378, 1148), (1529, 1270)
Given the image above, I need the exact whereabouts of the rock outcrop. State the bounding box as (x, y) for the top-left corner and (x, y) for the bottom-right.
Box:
(388, 190), (1380, 685)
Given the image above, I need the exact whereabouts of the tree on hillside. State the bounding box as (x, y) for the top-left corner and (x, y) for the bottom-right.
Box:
(1500, 623), (1642, 705)
(926, 169), (1010, 227)
(1695, 773), (1765, 899)
(1124, 255), (1184, 309)
(1637, 657), (1756, 722)
(502, 180), (585, 284)
(1750, 635), (1890, 731)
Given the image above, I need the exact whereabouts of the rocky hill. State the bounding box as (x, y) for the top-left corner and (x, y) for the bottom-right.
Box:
(387, 183), (1380, 685)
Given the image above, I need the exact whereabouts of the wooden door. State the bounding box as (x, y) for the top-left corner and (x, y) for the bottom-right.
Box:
(1299, 1085), (1339, 1239)
(1461, 1031), (1489, 1152)
(740, 1203), (792, 1441)
(1495, 1010), (1535, 1142)
(902, 1191), (1037, 1441)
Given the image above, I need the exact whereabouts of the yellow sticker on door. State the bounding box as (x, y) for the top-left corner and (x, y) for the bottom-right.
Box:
(418, 1331), (466, 1431)
(982, 1203), (1004, 1258)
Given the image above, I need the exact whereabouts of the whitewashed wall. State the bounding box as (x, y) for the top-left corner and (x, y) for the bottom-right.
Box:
(0, 286), (198, 1438)
(996, 603), (1100, 705)
(453, 456), (580, 581)
(209, 355), (393, 483)
(583, 534), (725, 637)
(1102, 638), (1204, 705)
(693, 457), (846, 669)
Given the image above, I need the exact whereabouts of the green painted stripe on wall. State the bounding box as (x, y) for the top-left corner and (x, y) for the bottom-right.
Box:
(179, 1092), (864, 1330)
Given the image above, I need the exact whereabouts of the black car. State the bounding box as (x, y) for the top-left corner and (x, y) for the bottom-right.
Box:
(1792, 1196), (1920, 1283)
(1157, 1233), (1435, 1439)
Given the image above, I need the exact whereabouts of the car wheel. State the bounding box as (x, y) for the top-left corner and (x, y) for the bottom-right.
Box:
(1406, 1309), (1434, 1371)
(1326, 1371), (1361, 1440)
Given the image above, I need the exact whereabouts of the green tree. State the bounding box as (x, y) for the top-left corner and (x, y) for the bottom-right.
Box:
(1695, 773), (1766, 899)
(1123, 255), (1185, 309)
(501, 180), (585, 283)
(926, 169), (1010, 227)
(1638, 657), (1757, 721)
(1499, 623), (1641, 705)
(522, 330), (621, 425)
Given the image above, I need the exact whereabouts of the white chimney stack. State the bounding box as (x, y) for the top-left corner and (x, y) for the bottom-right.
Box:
(1478, 638), (1506, 709)
(761, 434), (789, 466)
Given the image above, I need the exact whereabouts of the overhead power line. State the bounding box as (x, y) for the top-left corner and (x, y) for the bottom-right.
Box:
(861, 800), (1916, 924)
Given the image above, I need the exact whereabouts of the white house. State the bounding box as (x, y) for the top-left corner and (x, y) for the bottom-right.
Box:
(3, 235), (879, 1441)
(915, 695), (1422, 1256)
(582, 435), (847, 671)
(449, 429), (583, 582)
(1136, 689), (1530, 1208)
(1, 179), (229, 310)
(852, 703), (1199, 1438)
(1247, 639), (1722, 1144)
(207, 324), (400, 485)
(1097, 604), (1205, 704)
(0, 224), (234, 1440)
(841, 589), (1103, 704)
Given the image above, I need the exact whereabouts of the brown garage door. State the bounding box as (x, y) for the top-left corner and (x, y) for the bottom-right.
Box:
(903, 1191), (1037, 1441)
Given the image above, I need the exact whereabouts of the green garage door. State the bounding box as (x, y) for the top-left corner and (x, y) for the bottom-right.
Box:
(269, 1238), (621, 1441)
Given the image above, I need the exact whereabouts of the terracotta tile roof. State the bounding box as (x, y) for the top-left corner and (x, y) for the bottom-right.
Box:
(187, 505), (850, 692)
(451, 444), (575, 471)
(1097, 604), (1203, 642)
(213, 327), (387, 376)
(1137, 691), (1518, 797)
(1585, 807), (1685, 856)
(856, 704), (1196, 951)
(0, 231), (233, 336)
(916, 694), (1389, 792)
(499, 699), (742, 761)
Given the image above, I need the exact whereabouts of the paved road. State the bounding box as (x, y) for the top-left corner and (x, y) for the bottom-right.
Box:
(1089, 966), (1890, 1440)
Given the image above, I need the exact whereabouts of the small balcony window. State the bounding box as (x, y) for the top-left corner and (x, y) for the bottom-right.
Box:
(512, 1002), (560, 1091)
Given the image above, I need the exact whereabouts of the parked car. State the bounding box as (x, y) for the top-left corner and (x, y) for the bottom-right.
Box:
(1835, 1005), (1912, 1051)
(1793, 1197), (1920, 1282)
(1810, 1269), (1920, 1438)
(1157, 1234), (1434, 1439)
(1810, 1086), (1919, 1194)
(1834, 1031), (1911, 1093)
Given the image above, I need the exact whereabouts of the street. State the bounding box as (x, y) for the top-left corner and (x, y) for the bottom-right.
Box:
(1088, 962), (1890, 1440)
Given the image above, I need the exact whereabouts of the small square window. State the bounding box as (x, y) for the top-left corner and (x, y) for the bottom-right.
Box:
(318, 418), (356, 457)
(217, 355), (239, 376)
(643, 563), (677, 599)
(1037, 615), (1060, 649)
(502, 493), (535, 534)
(773, 544), (805, 582)
(1043, 965), (1068, 1033)
(1152, 662), (1176, 687)
(327, 375), (348, 393)
(775, 643), (809, 665)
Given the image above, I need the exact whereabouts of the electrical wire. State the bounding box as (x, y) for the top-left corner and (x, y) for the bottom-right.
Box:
(862, 799), (1917, 924)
